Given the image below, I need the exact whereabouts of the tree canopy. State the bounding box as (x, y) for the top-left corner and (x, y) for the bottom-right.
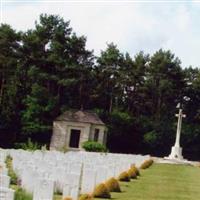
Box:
(1, 14), (200, 160)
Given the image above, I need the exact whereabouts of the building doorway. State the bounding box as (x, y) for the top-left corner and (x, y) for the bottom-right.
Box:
(69, 129), (81, 148)
(94, 128), (100, 142)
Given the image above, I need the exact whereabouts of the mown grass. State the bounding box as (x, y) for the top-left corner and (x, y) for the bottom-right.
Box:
(53, 194), (62, 200)
(11, 163), (200, 200)
(95, 163), (200, 200)
(11, 184), (62, 200)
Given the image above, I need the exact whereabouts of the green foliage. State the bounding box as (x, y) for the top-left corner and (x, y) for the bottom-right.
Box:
(0, 24), (21, 136)
(143, 131), (158, 147)
(5, 155), (18, 185)
(1, 13), (200, 159)
(82, 141), (107, 152)
(14, 188), (32, 200)
(104, 109), (139, 153)
(15, 138), (41, 151)
(21, 83), (56, 135)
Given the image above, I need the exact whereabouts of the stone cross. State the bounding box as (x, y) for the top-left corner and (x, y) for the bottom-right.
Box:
(174, 108), (186, 148)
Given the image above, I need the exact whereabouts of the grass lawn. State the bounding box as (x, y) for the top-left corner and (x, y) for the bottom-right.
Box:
(11, 163), (200, 200)
(95, 163), (200, 200)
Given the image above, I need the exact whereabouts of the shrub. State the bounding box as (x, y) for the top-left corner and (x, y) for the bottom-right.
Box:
(140, 159), (154, 169)
(105, 177), (121, 192)
(127, 168), (137, 179)
(79, 194), (93, 200)
(118, 171), (130, 182)
(14, 138), (41, 151)
(143, 131), (158, 147)
(14, 188), (32, 200)
(130, 165), (140, 176)
(5, 155), (18, 185)
(93, 183), (111, 198)
(82, 141), (107, 152)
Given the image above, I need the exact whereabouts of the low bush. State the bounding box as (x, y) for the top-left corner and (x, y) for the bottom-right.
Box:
(127, 167), (137, 179)
(14, 138), (41, 151)
(93, 183), (111, 198)
(14, 188), (32, 200)
(140, 159), (154, 169)
(105, 177), (121, 192)
(5, 155), (18, 185)
(131, 165), (140, 176)
(79, 194), (93, 200)
(118, 171), (130, 182)
(82, 141), (107, 152)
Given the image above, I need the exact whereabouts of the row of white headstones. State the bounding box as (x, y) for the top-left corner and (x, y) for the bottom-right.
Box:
(0, 149), (150, 200)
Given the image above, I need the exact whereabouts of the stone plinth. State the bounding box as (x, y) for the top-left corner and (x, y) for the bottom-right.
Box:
(164, 145), (187, 162)
(168, 146), (183, 160)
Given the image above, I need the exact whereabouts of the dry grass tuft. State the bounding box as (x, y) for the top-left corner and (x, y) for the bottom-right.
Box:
(93, 183), (111, 198)
(105, 177), (121, 192)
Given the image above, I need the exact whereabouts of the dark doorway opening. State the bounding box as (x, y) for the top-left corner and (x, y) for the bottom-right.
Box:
(94, 129), (100, 142)
(69, 129), (81, 148)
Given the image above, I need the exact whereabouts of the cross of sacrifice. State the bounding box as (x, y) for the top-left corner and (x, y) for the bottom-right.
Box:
(174, 104), (186, 148)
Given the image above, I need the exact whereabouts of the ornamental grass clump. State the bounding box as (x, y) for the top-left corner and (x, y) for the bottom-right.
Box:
(105, 177), (121, 192)
(79, 194), (93, 200)
(131, 165), (140, 176)
(118, 171), (130, 182)
(127, 167), (137, 179)
(93, 183), (111, 198)
(140, 159), (154, 169)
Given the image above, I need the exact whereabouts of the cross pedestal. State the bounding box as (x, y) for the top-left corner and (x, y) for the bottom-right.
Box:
(168, 146), (183, 160)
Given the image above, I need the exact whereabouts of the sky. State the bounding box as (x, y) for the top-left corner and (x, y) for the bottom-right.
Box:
(1, 0), (200, 68)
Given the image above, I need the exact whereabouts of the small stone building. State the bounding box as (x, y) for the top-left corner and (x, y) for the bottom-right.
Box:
(50, 110), (107, 151)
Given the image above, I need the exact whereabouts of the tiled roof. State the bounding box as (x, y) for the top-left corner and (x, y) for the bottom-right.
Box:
(55, 110), (105, 125)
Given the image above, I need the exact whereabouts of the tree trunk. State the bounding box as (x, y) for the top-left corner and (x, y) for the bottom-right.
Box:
(79, 81), (83, 110)
(0, 77), (5, 105)
(109, 93), (113, 113)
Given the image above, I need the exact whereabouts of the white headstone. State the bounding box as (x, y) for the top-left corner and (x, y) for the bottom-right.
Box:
(0, 175), (10, 188)
(81, 169), (96, 193)
(0, 187), (14, 200)
(62, 173), (81, 200)
(33, 178), (54, 200)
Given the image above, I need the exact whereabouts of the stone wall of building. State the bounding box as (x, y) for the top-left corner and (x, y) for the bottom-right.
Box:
(50, 121), (67, 151)
(50, 120), (107, 151)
